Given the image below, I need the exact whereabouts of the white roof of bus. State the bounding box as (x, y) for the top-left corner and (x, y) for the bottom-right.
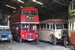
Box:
(40, 19), (66, 23)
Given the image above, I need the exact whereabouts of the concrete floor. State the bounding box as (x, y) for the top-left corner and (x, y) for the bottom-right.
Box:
(0, 40), (72, 50)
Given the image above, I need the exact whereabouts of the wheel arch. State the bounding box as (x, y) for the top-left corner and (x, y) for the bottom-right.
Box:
(49, 34), (57, 39)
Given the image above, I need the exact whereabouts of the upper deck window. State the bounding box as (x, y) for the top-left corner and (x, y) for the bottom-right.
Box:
(73, 3), (75, 9)
(22, 11), (29, 15)
(31, 11), (37, 15)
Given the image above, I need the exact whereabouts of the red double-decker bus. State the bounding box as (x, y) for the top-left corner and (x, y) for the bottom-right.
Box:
(10, 7), (39, 43)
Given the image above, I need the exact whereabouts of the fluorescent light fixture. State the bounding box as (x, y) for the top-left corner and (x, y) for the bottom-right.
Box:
(33, 0), (37, 2)
(20, 6), (23, 8)
(13, 11), (15, 12)
(6, 4), (16, 9)
(18, 0), (24, 3)
(33, 0), (43, 5)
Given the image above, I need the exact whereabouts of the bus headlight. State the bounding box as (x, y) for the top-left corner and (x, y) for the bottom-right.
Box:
(9, 35), (12, 37)
(22, 35), (24, 37)
(36, 35), (38, 37)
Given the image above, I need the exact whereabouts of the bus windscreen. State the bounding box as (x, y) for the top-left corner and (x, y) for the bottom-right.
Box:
(56, 24), (63, 29)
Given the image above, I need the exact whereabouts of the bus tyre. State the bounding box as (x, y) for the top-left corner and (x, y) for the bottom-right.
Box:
(9, 39), (12, 43)
(34, 39), (39, 43)
(64, 37), (69, 47)
(51, 37), (57, 45)
(35, 39), (39, 42)
(18, 35), (22, 43)
(49, 36), (52, 43)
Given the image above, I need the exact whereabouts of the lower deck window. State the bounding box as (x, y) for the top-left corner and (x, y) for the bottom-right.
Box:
(30, 26), (36, 30)
(22, 24), (29, 30)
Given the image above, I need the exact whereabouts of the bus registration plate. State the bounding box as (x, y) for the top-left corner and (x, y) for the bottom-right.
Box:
(28, 39), (33, 41)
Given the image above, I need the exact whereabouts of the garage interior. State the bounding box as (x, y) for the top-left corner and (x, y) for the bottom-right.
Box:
(0, 0), (73, 50)
(0, 0), (72, 25)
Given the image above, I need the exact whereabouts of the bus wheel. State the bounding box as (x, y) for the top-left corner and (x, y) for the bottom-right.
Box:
(35, 39), (39, 43)
(18, 35), (22, 43)
(51, 37), (57, 45)
(64, 37), (69, 47)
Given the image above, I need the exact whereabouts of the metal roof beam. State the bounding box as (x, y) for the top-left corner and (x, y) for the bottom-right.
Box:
(51, 12), (67, 16)
(53, 0), (67, 6)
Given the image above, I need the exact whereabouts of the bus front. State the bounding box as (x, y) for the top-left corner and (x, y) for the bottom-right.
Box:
(55, 21), (64, 39)
(20, 7), (39, 42)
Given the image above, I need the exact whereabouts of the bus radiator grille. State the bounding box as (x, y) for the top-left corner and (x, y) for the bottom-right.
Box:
(26, 34), (35, 40)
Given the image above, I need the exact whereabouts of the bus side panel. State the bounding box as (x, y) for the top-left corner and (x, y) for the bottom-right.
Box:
(37, 29), (43, 40)
(69, 32), (75, 45)
(10, 16), (21, 24)
(37, 29), (54, 41)
(44, 29), (55, 41)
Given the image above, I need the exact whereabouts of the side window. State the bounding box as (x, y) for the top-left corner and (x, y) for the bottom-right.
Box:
(69, 23), (71, 31)
(68, 3), (73, 12)
(71, 23), (72, 31)
(53, 24), (55, 29)
(71, 5), (72, 10)
(70, 3), (74, 10)
(43, 23), (46, 28)
(19, 10), (21, 15)
(72, 22), (74, 31)
(47, 23), (49, 29)
(41, 24), (43, 28)
(72, 3), (74, 10)
(40, 24), (46, 28)
(17, 12), (18, 16)
(74, 3), (75, 9)
(16, 26), (19, 30)
(19, 24), (21, 29)
(50, 24), (53, 29)
(16, 12), (18, 16)
(37, 24), (39, 29)
(15, 26), (16, 30)
(64, 24), (68, 29)
(39, 24), (41, 29)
